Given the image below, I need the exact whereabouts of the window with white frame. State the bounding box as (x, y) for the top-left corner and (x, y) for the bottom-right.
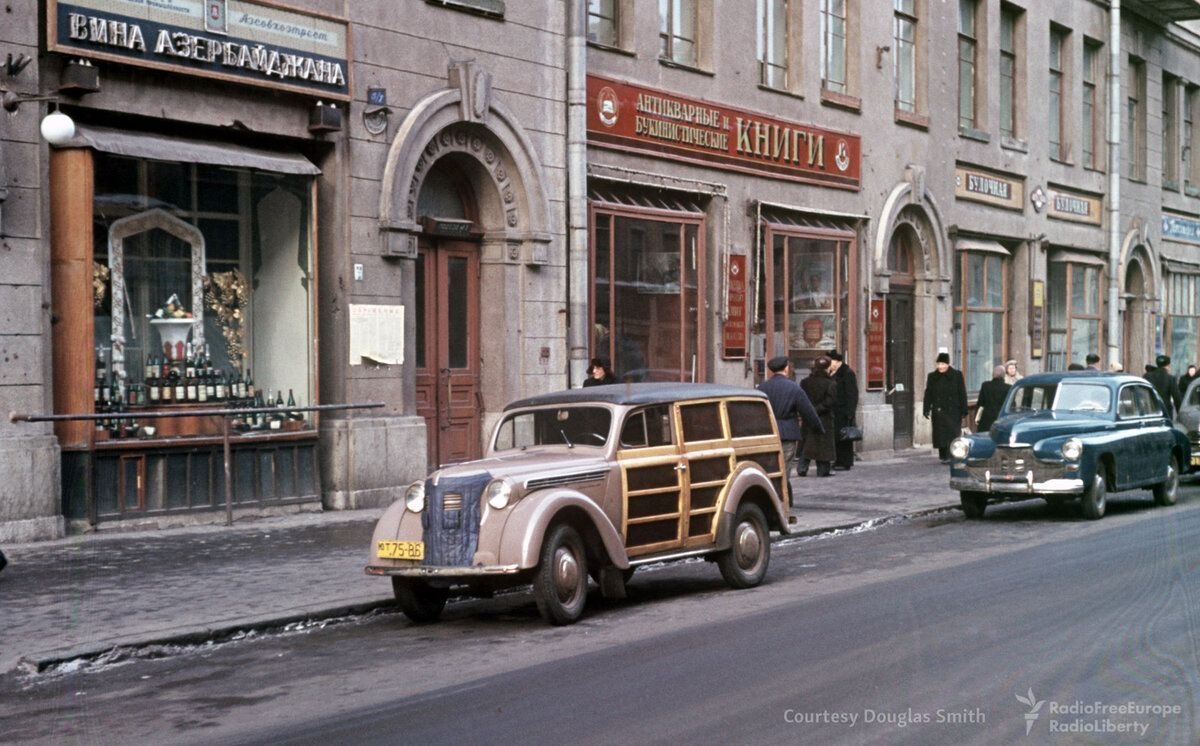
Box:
(1047, 261), (1104, 371)
(1083, 40), (1101, 169)
(1164, 73), (1180, 186)
(757, 0), (788, 89)
(1000, 4), (1019, 139)
(1128, 57), (1146, 180)
(659, 0), (697, 67)
(1049, 27), (1067, 160)
(957, 0), (978, 131)
(821, 0), (848, 94)
(893, 0), (917, 113)
(587, 0), (619, 46)
(952, 251), (1008, 396)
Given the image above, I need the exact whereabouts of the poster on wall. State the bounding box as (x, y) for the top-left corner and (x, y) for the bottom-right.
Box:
(1030, 280), (1045, 359)
(722, 254), (747, 359)
(866, 299), (885, 390)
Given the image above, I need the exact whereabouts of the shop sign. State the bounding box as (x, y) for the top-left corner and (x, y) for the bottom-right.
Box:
(722, 254), (747, 359)
(866, 299), (885, 391)
(1162, 213), (1200, 244)
(1046, 187), (1102, 225)
(49, 0), (350, 100)
(1030, 280), (1045, 359)
(954, 166), (1024, 211)
(587, 75), (861, 189)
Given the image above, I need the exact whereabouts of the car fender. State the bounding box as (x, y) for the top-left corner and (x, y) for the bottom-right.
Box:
(498, 489), (629, 570)
(717, 461), (790, 543)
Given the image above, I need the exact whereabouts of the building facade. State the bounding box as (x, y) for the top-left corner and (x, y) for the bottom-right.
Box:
(3, 0), (1200, 540)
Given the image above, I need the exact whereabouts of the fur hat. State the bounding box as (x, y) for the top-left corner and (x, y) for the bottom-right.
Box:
(936, 352), (951, 365)
(826, 350), (844, 362)
(767, 356), (790, 372)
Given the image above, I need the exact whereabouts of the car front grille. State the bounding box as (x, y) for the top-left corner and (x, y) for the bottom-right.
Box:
(968, 446), (1038, 481)
(421, 473), (489, 567)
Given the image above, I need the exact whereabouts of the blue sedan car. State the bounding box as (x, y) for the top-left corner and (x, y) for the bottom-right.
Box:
(949, 371), (1189, 520)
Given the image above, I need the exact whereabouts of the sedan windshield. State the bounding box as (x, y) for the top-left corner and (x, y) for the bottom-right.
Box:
(492, 407), (613, 451)
(1005, 382), (1111, 414)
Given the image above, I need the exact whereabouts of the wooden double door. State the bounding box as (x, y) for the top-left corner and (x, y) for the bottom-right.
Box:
(415, 240), (481, 470)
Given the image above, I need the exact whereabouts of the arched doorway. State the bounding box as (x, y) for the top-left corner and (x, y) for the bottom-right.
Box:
(1123, 252), (1149, 373)
(886, 225), (917, 450)
(415, 159), (482, 469)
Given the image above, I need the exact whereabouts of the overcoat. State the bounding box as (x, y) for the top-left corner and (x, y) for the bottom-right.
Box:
(975, 378), (1011, 433)
(924, 367), (968, 449)
(800, 370), (838, 462)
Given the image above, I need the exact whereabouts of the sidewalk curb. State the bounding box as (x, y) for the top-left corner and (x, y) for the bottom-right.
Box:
(16, 502), (962, 674)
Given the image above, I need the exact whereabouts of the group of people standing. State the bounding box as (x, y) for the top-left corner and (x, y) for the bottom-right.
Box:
(758, 352), (859, 499)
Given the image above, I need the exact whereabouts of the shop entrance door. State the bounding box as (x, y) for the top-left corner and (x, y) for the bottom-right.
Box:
(415, 240), (481, 469)
(887, 289), (914, 450)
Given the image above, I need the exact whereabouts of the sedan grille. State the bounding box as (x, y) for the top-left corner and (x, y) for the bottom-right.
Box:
(421, 473), (489, 567)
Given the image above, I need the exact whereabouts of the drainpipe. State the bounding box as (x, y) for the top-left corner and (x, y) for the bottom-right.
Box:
(566, 0), (590, 387)
(1107, 0), (1122, 369)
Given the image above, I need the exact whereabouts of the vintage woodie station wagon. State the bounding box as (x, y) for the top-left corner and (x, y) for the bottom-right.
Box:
(365, 383), (792, 625)
(949, 371), (1190, 520)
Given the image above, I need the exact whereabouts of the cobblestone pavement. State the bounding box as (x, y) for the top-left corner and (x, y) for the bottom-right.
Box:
(0, 449), (957, 674)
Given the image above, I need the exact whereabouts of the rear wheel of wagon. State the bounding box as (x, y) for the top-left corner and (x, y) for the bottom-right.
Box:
(1080, 473), (1107, 520)
(717, 502), (770, 589)
(392, 579), (449, 623)
(1153, 454), (1180, 507)
(960, 491), (987, 519)
(533, 524), (588, 625)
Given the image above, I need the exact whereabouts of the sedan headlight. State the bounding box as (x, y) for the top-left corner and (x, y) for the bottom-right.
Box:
(484, 479), (513, 510)
(1061, 438), (1083, 461)
(949, 437), (971, 460)
(404, 481), (426, 513)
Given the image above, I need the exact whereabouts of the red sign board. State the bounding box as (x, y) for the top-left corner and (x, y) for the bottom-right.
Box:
(866, 299), (886, 391)
(723, 255), (748, 359)
(587, 75), (861, 190)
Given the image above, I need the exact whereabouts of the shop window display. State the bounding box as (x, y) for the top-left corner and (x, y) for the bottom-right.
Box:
(92, 153), (315, 438)
(1047, 262), (1104, 372)
(951, 251), (1007, 395)
(1166, 272), (1200, 369)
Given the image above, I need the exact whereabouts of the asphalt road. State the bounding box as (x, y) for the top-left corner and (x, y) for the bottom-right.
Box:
(4, 488), (1199, 745)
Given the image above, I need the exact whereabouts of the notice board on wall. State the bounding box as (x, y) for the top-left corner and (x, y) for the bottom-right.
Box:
(349, 304), (404, 366)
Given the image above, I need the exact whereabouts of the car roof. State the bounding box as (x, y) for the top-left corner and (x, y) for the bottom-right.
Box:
(1013, 371), (1150, 387)
(503, 382), (768, 411)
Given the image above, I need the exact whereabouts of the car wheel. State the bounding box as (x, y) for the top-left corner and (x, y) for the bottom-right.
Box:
(1080, 473), (1107, 520)
(1153, 455), (1181, 507)
(533, 524), (588, 625)
(960, 491), (987, 519)
(392, 578), (449, 623)
(717, 502), (770, 589)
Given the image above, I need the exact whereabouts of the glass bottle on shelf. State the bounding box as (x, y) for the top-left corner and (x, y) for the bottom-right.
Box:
(215, 370), (227, 402)
(173, 370), (185, 403)
(147, 368), (160, 404)
(246, 369), (256, 399)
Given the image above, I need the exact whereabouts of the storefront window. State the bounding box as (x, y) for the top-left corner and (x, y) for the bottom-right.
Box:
(1166, 271), (1200, 369)
(591, 208), (703, 382)
(93, 153), (315, 422)
(760, 227), (851, 376)
(1047, 261), (1104, 371)
(952, 252), (1006, 395)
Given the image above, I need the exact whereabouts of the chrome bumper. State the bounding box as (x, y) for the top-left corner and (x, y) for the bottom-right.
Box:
(951, 467), (1084, 496)
(365, 564), (522, 578)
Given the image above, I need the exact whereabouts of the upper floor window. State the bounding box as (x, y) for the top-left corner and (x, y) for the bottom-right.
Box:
(1164, 74), (1180, 186)
(957, 0), (979, 131)
(659, 0), (698, 67)
(1187, 85), (1199, 192)
(1128, 57), (1146, 181)
(1049, 27), (1067, 160)
(893, 0), (917, 113)
(588, 0), (619, 46)
(758, 0), (788, 89)
(1082, 40), (1101, 169)
(822, 0), (848, 94)
(1000, 5), (1019, 139)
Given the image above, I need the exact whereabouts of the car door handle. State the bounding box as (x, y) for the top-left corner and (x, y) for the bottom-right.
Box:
(675, 463), (688, 472)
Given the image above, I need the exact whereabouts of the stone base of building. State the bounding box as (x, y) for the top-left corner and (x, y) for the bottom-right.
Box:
(320, 415), (427, 510)
(65, 501), (324, 536)
(0, 435), (65, 543)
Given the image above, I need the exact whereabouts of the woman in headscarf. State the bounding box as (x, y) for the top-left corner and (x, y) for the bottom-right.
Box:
(1003, 359), (1023, 386)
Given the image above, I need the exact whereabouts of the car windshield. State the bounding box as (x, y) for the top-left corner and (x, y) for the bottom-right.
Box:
(492, 407), (613, 451)
(1005, 382), (1112, 414)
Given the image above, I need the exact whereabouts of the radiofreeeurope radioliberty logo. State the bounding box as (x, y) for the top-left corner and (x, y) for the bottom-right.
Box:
(1017, 687), (1181, 737)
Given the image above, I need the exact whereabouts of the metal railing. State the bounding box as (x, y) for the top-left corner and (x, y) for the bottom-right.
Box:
(11, 402), (384, 526)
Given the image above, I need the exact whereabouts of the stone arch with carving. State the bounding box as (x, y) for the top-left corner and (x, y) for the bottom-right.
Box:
(378, 64), (552, 263)
(108, 208), (206, 378)
(1119, 228), (1160, 304)
(874, 178), (950, 288)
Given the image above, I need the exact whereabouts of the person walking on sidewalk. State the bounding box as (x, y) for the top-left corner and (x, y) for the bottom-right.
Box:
(924, 352), (967, 462)
(758, 356), (823, 504)
(799, 355), (838, 477)
(1145, 354), (1183, 419)
(974, 364), (1011, 433)
(827, 350), (859, 471)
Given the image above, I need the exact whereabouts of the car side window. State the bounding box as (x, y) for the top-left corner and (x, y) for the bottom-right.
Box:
(1008, 385), (1054, 413)
(727, 400), (775, 438)
(1134, 386), (1163, 417)
(619, 405), (673, 449)
(680, 402), (725, 443)
(1117, 387), (1139, 419)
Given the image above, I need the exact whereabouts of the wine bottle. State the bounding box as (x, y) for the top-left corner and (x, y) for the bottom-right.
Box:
(174, 370), (186, 403)
(185, 343), (195, 379)
(205, 367), (216, 400)
(197, 371), (208, 403)
(246, 369), (256, 398)
(215, 370), (227, 401)
(254, 391), (266, 428)
(147, 370), (160, 403)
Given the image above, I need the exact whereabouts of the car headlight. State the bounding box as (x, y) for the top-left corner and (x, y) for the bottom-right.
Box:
(484, 479), (513, 510)
(404, 481), (426, 513)
(949, 437), (971, 460)
(1061, 438), (1083, 461)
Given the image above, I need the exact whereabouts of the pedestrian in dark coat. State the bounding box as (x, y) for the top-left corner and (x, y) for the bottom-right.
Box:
(758, 356), (823, 505)
(1145, 354), (1183, 419)
(582, 357), (616, 387)
(827, 350), (859, 470)
(924, 352), (968, 462)
(799, 356), (838, 477)
(1179, 365), (1198, 399)
(975, 364), (1011, 433)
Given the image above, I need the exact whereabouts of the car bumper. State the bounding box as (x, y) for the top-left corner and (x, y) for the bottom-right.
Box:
(950, 469), (1085, 496)
(365, 564), (522, 578)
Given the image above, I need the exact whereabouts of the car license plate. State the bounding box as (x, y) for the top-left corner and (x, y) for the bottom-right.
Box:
(378, 540), (424, 560)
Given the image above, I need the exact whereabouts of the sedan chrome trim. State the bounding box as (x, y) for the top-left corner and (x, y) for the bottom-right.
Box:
(951, 475), (1084, 495)
(364, 564), (522, 577)
(524, 469), (609, 491)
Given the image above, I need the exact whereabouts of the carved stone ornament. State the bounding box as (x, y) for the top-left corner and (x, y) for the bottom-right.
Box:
(449, 60), (492, 124)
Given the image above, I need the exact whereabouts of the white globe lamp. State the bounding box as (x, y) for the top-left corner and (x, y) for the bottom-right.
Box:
(40, 109), (76, 146)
